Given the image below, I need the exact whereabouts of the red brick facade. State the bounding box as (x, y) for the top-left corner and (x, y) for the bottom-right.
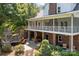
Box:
(73, 35), (79, 50)
(49, 3), (57, 15)
(26, 31), (79, 51)
(62, 35), (70, 48)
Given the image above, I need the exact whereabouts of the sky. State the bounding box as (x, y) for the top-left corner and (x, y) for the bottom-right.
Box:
(38, 3), (45, 6)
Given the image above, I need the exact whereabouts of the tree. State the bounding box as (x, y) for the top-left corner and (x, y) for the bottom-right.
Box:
(38, 39), (52, 56)
(0, 3), (39, 37)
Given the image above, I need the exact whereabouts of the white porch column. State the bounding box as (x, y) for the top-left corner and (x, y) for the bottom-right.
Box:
(53, 34), (56, 46)
(34, 31), (37, 42)
(53, 19), (55, 31)
(28, 31), (30, 41)
(70, 14), (74, 52)
(70, 35), (73, 52)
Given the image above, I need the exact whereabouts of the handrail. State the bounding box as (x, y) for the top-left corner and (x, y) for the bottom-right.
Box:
(28, 26), (79, 33)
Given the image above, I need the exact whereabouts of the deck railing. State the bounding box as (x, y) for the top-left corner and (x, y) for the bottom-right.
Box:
(28, 26), (79, 33)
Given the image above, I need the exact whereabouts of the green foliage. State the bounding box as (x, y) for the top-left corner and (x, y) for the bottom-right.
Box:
(15, 44), (24, 56)
(51, 50), (61, 56)
(34, 50), (41, 56)
(0, 3), (39, 37)
(1, 44), (12, 53)
(61, 51), (79, 56)
(37, 39), (52, 56)
(53, 46), (63, 51)
(34, 39), (79, 56)
(0, 26), (5, 36)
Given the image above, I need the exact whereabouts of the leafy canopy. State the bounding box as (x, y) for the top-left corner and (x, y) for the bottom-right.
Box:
(0, 3), (39, 36)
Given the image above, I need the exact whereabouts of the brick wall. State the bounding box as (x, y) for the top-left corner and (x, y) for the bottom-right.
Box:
(62, 35), (70, 48)
(26, 31), (79, 51)
(73, 35), (79, 50)
(49, 3), (57, 15)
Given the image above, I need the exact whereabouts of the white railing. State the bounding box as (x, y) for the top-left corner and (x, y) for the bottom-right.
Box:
(73, 26), (79, 33)
(28, 26), (79, 33)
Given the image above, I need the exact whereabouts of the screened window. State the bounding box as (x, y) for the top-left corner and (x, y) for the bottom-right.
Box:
(64, 21), (67, 27)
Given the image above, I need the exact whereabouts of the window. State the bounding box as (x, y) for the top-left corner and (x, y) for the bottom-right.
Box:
(61, 21), (64, 29)
(58, 35), (62, 42)
(45, 34), (48, 40)
(58, 7), (61, 13)
(36, 21), (37, 26)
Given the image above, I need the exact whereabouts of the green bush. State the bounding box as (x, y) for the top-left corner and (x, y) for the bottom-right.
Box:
(54, 46), (63, 51)
(51, 50), (61, 56)
(1, 44), (12, 53)
(34, 50), (41, 56)
(38, 39), (52, 56)
(15, 44), (24, 56)
(61, 51), (79, 56)
(34, 39), (79, 56)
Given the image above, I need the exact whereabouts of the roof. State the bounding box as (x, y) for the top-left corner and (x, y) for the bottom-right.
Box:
(27, 10), (79, 21)
(34, 10), (44, 18)
(74, 3), (79, 11)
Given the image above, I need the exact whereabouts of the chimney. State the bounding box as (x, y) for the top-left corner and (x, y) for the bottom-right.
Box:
(49, 3), (57, 15)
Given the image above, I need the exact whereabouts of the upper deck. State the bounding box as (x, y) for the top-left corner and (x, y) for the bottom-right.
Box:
(27, 10), (79, 35)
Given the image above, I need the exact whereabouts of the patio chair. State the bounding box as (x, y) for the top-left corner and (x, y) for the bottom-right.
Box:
(63, 43), (67, 50)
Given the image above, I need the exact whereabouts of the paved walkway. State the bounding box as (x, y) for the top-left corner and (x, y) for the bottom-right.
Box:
(8, 41), (37, 56)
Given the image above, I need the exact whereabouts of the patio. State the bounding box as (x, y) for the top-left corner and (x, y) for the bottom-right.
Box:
(8, 41), (38, 56)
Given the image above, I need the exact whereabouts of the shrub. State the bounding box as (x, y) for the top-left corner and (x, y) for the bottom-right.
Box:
(61, 51), (79, 56)
(1, 44), (12, 53)
(15, 44), (24, 56)
(54, 46), (63, 51)
(35, 43), (40, 50)
(51, 50), (61, 56)
(38, 39), (52, 56)
(33, 50), (41, 56)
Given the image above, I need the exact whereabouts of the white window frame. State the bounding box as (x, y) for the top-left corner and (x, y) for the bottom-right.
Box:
(58, 35), (62, 42)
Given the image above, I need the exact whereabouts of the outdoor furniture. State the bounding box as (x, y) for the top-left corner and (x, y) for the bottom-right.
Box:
(63, 43), (67, 49)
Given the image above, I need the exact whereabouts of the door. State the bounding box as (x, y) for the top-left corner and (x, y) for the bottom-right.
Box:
(30, 32), (34, 41)
(44, 33), (48, 40)
(56, 34), (63, 46)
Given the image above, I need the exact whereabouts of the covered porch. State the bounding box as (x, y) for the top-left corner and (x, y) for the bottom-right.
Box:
(26, 30), (79, 52)
(27, 10), (79, 34)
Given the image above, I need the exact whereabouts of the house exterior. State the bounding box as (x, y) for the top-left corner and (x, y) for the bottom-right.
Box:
(26, 3), (79, 52)
(43, 3), (79, 15)
(43, 3), (57, 16)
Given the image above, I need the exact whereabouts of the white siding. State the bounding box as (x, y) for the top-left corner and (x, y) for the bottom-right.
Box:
(57, 3), (76, 13)
(43, 4), (49, 16)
